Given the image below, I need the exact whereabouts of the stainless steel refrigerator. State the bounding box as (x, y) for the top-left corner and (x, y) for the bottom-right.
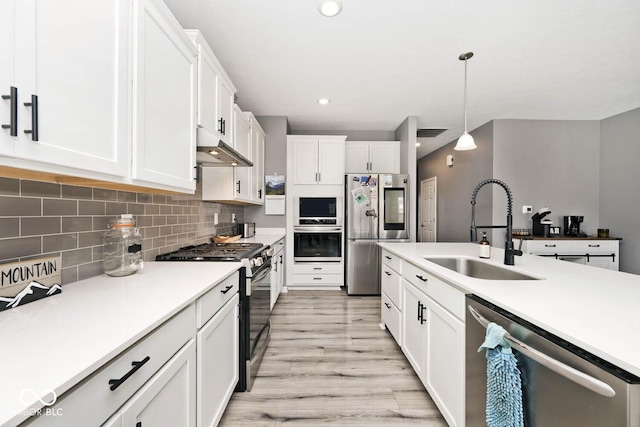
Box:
(345, 174), (409, 295)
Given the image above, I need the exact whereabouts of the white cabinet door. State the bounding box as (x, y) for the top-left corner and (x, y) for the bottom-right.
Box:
(344, 143), (369, 173)
(132, 0), (197, 192)
(197, 294), (239, 427)
(426, 298), (465, 427)
(193, 35), (219, 133)
(233, 105), (252, 201)
(317, 139), (344, 184)
(0, 0), (16, 156)
(291, 137), (319, 184)
(8, 0), (130, 176)
(369, 142), (400, 173)
(248, 113), (265, 204)
(118, 339), (196, 427)
(218, 77), (235, 145)
(401, 280), (428, 379)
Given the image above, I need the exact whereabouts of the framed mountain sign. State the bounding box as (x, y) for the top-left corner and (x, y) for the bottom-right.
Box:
(0, 256), (62, 312)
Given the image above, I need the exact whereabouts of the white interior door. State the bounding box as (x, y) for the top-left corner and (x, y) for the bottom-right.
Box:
(420, 177), (437, 242)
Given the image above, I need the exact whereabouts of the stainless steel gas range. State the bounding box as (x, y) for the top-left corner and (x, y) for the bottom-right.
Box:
(156, 242), (272, 392)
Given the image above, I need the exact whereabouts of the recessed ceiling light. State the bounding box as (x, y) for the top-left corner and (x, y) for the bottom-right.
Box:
(416, 142), (421, 147)
(318, 98), (330, 105)
(318, 0), (342, 17)
(209, 150), (219, 155)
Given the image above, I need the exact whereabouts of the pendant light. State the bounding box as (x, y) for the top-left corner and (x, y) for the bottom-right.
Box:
(454, 52), (477, 151)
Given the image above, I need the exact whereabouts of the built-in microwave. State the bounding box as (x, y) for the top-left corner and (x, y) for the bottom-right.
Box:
(294, 197), (342, 226)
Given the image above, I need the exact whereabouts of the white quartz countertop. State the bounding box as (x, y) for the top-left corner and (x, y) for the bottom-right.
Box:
(0, 261), (241, 427)
(378, 242), (640, 378)
(235, 232), (285, 247)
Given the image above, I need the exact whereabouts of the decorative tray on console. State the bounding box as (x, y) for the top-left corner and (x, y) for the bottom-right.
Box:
(212, 234), (242, 243)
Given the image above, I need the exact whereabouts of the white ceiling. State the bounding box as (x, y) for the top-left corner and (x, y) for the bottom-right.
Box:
(164, 0), (640, 158)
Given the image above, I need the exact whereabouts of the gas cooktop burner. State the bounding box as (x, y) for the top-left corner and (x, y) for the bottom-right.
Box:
(155, 242), (266, 262)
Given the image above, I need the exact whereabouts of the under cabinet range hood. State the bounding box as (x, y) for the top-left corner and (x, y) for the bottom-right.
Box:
(196, 127), (253, 167)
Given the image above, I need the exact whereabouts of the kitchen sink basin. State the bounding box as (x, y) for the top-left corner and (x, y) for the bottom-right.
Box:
(424, 257), (542, 281)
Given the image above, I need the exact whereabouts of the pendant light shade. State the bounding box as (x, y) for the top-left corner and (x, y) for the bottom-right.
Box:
(454, 52), (477, 151)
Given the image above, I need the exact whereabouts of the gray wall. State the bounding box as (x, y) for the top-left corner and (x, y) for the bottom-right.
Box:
(395, 117), (418, 242)
(244, 116), (289, 228)
(417, 121), (494, 242)
(599, 107), (640, 274)
(492, 119), (601, 238)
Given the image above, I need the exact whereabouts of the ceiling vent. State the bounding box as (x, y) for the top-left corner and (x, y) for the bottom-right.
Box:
(417, 128), (447, 138)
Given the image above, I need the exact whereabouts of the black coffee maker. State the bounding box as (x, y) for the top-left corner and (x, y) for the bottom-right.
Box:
(564, 215), (585, 236)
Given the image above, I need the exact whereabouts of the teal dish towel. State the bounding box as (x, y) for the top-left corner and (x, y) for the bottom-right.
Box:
(478, 322), (525, 427)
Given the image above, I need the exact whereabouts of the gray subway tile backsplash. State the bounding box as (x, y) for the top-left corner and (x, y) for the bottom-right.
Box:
(0, 179), (244, 286)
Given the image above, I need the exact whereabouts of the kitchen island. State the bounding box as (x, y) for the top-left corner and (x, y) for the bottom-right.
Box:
(379, 242), (640, 427)
(379, 242), (640, 377)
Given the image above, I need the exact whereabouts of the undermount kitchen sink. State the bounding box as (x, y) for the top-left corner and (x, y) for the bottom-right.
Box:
(425, 257), (542, 281)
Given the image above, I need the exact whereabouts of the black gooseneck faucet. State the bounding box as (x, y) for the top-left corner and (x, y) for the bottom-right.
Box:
(470, 178), (523, 265)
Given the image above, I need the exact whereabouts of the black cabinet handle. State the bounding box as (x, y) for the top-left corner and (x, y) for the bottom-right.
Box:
(420, 304), (427, 324)
(109, 356), (150, 390)
(23, 94), (38, 141)
(384, 255), (391, 260)
(220, 284), (234, 294)
(588, 244), (600, 247)
(313, 267), (322, 270)
(384, 302), (391, 309)
(545, 244), (556, 247)
(416, 275), (428, 282)
(417, 301), (422, 321)
(1, 86), (18, 136)
(136, 423), (142, 427)
(236, 180), (241, 193)
(384, 271), (391, 276)
(222, 118), (226, 135)
(313, 277), (322, 280)
(218, 117), (223, 134)
(258, 189), (262, 199)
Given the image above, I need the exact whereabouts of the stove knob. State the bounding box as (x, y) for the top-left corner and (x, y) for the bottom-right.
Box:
(254, 257), (263, 267)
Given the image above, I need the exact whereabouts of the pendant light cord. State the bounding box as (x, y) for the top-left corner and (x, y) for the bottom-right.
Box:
(463, 57), (468, 132)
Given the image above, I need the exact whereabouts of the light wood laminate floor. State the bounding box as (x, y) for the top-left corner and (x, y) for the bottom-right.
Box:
(219, 290), (448, 426)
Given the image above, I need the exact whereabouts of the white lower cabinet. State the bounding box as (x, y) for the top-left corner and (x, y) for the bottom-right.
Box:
(395, 260), (466, 427)
(197, 293), (239, 427)
(401, 280), (428, 379)
(104, 339), (197, 427)
(426, 296), (465, 427)
(291, 263), (343, 288)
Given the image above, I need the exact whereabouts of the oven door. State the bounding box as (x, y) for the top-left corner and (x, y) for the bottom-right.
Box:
(246, 260), (272, 391)
(293, 227), (342, 262)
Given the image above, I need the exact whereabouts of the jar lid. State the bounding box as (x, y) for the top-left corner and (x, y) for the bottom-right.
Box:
(108, 214), (135, 228)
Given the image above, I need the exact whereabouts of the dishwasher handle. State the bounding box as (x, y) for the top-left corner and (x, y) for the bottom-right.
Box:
(468, 305), (616, 398)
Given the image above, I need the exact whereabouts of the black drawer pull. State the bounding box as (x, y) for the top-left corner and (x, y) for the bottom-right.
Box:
(313, 277), (322, 280)
(313, 267), (322, 270)
(384, 271), (391, 276)
(384, 302), (391, 309)
(109, 356), (150, 390)
(220, 284), (234, 294)
(588, 244), (600, 247)
(416, 275), (428, 282)
(544, 244), (556, 247)
(385, 255), (392, 260)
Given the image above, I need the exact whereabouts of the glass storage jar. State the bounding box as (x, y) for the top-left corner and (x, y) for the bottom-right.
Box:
(103, 214), (143, 277)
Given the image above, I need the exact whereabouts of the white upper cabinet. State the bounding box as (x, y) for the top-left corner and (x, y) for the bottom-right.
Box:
(132, 0), (197, 192)
(184, 30), (236, 146)
(345, 141), (400, 174)
(1, 0), (130, 176)
(233, 104), (252, 201)
(247, 112), (265, 205)
(289, 135), (345, 185)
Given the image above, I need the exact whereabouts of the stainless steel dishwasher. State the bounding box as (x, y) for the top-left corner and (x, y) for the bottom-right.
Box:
(466, 295), (640, 427)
